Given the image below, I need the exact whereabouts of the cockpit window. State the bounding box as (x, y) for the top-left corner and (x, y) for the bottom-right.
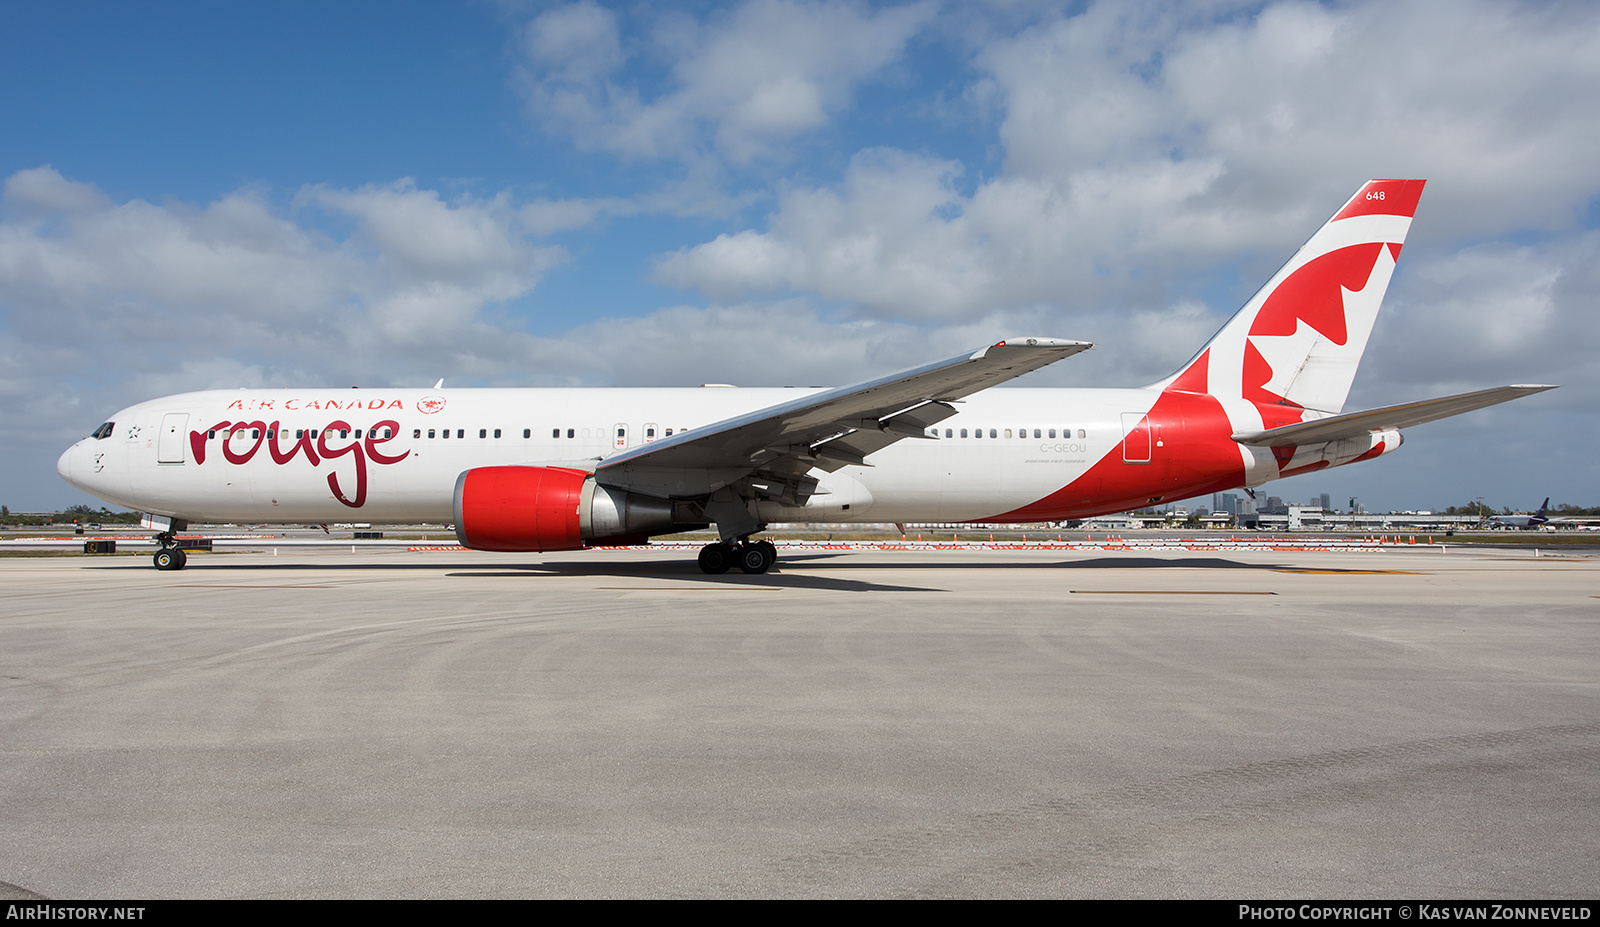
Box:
(91, 422), (114, 440)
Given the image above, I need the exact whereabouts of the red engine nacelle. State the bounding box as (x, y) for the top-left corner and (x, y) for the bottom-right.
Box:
(453, 466), (588, 552)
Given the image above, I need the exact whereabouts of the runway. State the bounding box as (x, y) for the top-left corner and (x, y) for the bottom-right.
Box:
(0, 545), (1595, 898)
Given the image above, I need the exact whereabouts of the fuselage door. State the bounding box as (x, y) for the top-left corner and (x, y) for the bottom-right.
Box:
(1121, 412), (1151, 464)
(157, 413), (189, 464)
(613, 423), (629, 449)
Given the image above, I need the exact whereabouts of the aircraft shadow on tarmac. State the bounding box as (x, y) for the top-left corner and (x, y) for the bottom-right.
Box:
(450, 560), (939, 593)
(450, 553), (1398, 592)
(89, 554), (1401, 593)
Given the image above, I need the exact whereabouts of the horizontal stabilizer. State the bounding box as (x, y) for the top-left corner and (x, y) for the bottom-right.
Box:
(1232, 384), (1557, 447)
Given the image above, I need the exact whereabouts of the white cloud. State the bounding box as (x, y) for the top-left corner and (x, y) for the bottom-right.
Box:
(305, 181), (558, 287)
(3, 166), (111, 215)
(1155, 0), (1600, 233)
(522, 0), (625, 84)
(0, 169), (356, 327)
(655, 149), (989, 313)
(517, 195), (640, 237)
(517, 0), (937, 163)
(0, 168), (576, 438)
(654, 146), (1235, 321)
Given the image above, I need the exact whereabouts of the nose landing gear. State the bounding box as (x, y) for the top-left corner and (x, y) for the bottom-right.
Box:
(698, 538), (777, 575)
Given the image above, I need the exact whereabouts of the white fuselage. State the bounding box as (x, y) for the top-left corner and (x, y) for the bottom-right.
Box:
(58, 386), (1201, 526)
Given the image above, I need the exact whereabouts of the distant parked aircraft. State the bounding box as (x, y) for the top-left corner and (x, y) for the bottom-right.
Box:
(1489, 498), (1551, 529)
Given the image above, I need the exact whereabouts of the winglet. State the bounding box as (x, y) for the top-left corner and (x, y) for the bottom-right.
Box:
(970, 337), (1093, 361)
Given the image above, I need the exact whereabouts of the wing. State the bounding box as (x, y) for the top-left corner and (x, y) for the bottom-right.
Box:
(596, 338), (1091, 500)
(1231, 384), (1556, 447)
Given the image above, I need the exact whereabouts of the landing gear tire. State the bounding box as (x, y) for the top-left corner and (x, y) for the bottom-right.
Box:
(153, 547), (187, 571)
(698, 543), (732, 574)
(737, 540), (776, 575)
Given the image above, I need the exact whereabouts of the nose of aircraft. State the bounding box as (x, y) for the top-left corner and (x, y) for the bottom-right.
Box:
(57, 442), (83, 489)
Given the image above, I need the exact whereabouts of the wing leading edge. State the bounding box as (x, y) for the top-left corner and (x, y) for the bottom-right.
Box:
(596, 338), (1091, 497)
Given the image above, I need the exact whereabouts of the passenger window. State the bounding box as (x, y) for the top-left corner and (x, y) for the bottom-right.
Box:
(1033, 429), (1041, 438)
(552, 428), (560, 438)
(1078, 429), (1086, 438)
(960, 429), (968, 438)
(493, 429), (501, 438)
(945, 428), (952, 438)
(414, 429), (421, 439)
(209, 430), (217, 439)
(456, 429), (463, 439)
(1004, 429), (1013, 439)
(479, 429), (487, 439)
(523, 429), (531, 438)
(567, 428), (574, 439)
(665, 428), (674, 437)
(428, 429), (436, 439)
(251, 429), (261, 439)
(384, 428), (393, 439)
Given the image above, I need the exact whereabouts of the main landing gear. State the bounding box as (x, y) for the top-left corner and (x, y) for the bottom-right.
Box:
(152, 532), (187, 571)
(698, 538), (777, 575)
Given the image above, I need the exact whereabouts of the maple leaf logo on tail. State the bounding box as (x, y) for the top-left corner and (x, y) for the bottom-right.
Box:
(1152, 179), (1425, 435)
(1243, 240), (1393, 428)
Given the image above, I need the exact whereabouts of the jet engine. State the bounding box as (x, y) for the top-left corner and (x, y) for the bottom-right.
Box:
(452, 465), (688, 551)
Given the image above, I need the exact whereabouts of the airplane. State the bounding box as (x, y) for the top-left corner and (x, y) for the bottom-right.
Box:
(57, 178), (1556, 574)
(1488, 498), (1551, 529)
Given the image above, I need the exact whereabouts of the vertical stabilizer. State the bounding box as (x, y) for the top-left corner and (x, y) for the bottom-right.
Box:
(1155, 179), (1426, 417)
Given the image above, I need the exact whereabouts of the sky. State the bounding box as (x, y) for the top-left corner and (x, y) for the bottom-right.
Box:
(3, 0), (1597, 514)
